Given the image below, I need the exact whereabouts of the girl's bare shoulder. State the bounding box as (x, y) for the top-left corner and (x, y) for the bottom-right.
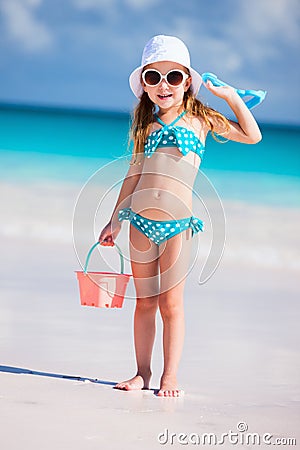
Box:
(184, 114), (210, 141)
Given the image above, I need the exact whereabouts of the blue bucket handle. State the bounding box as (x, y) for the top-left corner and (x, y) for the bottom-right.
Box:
(84, 242), (125, 274)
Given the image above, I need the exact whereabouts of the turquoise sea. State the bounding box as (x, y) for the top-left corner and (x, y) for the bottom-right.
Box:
(1, 103), (299, 207)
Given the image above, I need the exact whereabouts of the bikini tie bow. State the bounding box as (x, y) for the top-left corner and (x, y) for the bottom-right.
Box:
(190, 216), (205, 236)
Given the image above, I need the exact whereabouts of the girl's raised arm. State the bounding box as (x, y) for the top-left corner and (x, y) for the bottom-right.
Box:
(205, 81), (262, 144)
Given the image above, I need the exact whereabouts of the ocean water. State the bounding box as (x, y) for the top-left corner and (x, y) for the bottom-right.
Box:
(0, 103), (299, 207)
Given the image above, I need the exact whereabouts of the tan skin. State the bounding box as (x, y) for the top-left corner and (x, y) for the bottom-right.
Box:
(99, 61), (261, 397)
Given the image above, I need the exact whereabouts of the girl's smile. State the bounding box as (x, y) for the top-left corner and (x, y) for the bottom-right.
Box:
(157, 94), (172, 100)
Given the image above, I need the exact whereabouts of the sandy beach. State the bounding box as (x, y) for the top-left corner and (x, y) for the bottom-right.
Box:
(1, 179), (299, 449)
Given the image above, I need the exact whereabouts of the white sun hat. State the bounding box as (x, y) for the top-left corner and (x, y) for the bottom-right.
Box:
(129, 35), (202, 98)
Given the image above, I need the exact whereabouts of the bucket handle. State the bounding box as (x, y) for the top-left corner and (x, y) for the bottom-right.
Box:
(84, 242), (125, 274)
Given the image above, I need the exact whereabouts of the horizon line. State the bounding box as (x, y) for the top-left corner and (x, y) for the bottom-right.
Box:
(1, 99), (299, 130)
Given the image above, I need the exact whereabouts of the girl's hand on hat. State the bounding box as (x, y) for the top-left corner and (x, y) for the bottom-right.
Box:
(98, 221), (121, 246)
(204, 80), (236, 102)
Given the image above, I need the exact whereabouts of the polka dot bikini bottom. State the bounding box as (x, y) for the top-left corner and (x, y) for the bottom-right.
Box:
(118, 207), (204, 245)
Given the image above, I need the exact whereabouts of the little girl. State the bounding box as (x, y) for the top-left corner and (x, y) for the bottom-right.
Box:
(98, 35), (261, 397)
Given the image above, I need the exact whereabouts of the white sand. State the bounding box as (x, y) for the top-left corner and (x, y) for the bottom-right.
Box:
(0, 180), (299, 449)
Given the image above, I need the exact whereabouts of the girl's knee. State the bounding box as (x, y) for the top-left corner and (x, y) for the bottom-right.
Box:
(136, 296), (159, 313)
(159, 292), (184, 320)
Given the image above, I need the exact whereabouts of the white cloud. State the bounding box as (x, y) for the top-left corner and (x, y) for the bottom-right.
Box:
(73, 0), (114, 9)
(125, 0), (159, 10)
(242, 0), (300, 45)
(0, 0), (53, 53)
(224, 0), (300, 63)
(73, 0), (159, 12)
(72, 0), (119, 23)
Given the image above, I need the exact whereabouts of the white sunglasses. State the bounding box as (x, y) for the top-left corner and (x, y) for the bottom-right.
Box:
(142, 69), (190, 87)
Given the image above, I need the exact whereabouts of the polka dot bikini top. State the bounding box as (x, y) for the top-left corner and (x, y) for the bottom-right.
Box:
(144, 110), (205, 160)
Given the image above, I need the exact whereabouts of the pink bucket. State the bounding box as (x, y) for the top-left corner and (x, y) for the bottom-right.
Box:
(75, 242), (131, 309)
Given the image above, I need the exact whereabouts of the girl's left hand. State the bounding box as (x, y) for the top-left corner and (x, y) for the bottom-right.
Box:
(204, 80), (237, 102)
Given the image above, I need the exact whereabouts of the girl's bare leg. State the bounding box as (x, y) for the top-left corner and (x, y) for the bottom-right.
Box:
(115, 224), (159, 391)
(157, 229), (193, 397)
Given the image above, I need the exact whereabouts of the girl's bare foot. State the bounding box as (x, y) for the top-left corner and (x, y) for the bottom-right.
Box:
(114, 373), (151, 391)
(157, 374), (184, 397)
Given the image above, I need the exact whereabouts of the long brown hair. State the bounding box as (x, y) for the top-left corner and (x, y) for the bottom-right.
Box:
(129, 85), (230, 164)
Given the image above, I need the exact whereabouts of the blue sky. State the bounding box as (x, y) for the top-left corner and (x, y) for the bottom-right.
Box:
(0, 0), (299, 125)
